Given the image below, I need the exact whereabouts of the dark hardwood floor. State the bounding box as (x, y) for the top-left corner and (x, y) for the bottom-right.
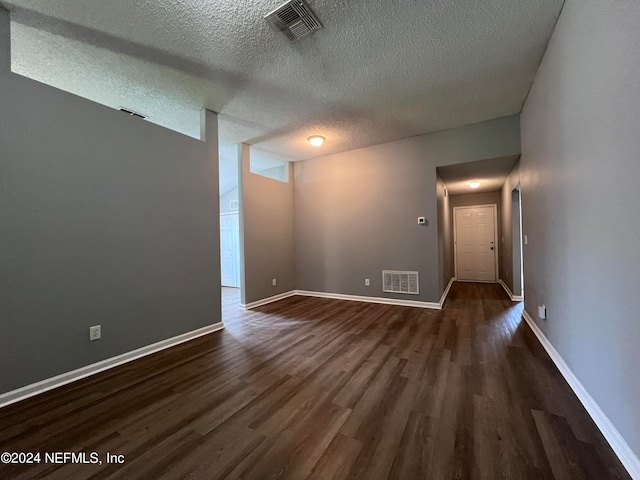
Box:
(0, 283), (630, 479)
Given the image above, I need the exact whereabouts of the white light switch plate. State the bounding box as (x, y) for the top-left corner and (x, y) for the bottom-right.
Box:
(538, 305), (546, 320)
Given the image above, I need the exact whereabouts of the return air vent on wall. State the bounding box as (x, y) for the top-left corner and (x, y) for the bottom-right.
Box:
(383, 270), (419, 295)
(265, 0), (322, 43)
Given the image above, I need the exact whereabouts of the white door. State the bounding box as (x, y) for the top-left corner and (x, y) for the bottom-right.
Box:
(455, 205), (497, 282)
(220, 213), (240, 287)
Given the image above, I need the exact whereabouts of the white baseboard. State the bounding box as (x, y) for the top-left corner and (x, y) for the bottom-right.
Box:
(0, 322), (225, 409)
(498, 279), (524, 301)
(242, 282), (456, 312)
(295, 290), (442, 309)
(522, 311), (640, 480)
(240, 290), (297, 310)
(439, 277), (455, 307)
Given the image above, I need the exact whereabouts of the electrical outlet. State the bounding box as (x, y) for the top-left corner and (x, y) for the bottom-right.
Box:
(365, 278), (370, 286)
(89, 325), (101, 341)
(417, 217), (426, 225)
(272, 278), (277, 286)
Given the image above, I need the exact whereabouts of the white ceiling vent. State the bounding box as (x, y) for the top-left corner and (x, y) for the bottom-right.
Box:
(383, 271), (419, 295)
(265, 0), (322, 43)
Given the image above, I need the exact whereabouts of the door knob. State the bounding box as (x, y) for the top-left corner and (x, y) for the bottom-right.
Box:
(490, 246), (494, 250)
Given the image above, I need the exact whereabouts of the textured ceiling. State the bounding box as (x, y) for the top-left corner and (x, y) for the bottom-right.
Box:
(2, 0), (562, 194)
(437, 155), (520, 195)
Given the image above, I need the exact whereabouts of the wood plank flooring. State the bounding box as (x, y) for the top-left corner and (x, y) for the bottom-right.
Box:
(0, 283), (630, 479)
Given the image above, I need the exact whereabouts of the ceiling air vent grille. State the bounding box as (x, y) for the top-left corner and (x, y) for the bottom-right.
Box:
(265, 0), (322, 43)
(383, 271), (419, 295)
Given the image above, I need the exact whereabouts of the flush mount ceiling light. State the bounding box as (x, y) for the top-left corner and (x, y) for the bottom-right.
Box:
(308, 135), (325, 147)
(469, 181), (480, 189)
(119, 107), (146, 119)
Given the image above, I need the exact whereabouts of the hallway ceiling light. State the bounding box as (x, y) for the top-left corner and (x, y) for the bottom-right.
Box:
(308, 135), (325, 147)
(469, 181), (480, 189)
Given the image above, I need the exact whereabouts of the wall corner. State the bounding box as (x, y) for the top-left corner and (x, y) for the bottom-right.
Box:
(237, 143), (250, 306)
(199, 109), (218, 144)
(0, 5), (10, 74)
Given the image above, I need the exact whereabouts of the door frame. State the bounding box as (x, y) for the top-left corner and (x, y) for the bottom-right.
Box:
(453, 203), (499, 283)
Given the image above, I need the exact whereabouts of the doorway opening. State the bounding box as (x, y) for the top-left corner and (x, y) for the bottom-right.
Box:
(453, 204), (499, 283)
(220, 213), (240, 288)
(219, 152), (242, 318)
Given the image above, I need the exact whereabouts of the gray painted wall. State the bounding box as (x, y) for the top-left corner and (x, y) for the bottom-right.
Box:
(450, 191), (501, 210)
(499, 161), (522, 293)
(294, 116), (520, 303)
(436, 174), (453, 292)
(239, 145), (295, 305)
(0, 7), (221, 394)
(520, 0), (640, 458)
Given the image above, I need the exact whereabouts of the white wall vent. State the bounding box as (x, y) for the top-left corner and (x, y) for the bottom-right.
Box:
(230, 200), (239, 211)
(382, 270), (419, 295)
(265, 0), (322, 43)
